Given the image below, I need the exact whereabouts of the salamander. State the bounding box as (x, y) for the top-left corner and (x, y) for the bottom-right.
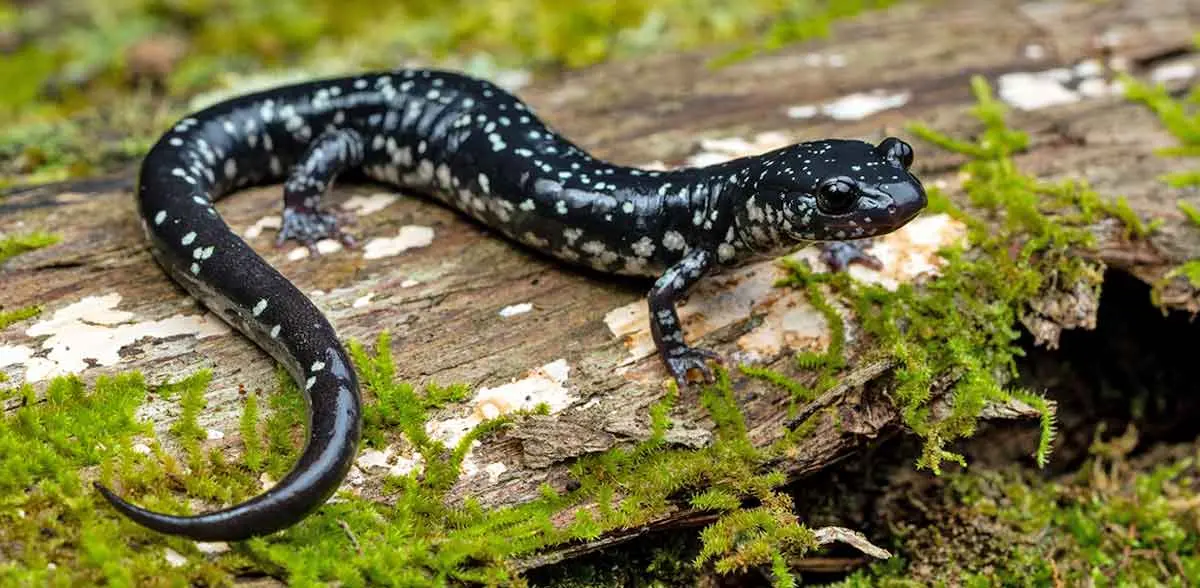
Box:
(96, 68), (927, 541)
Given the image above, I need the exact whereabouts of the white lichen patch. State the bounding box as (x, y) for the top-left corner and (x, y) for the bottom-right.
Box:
(340, 192), (399, 216)
(997, 59), (1126, 111)
(498, 302), (533, 317)
(685, 132), (794, 168)
(800, 52), (847, 68)
(787, 90), (911, 121)
(0, 293), (229, 383)
(1151, 61), (1197, 84)
(243, 215), (282, 239)
(194, 542), (230, 555)
(483, 461), (508, 484)
(163, 548), (188, 568)
(287, 239), (344, 260)
(426, 359), (574, 449)
(832, 213), (968, 291)
(353, 445), (426, 480)
(362, 225), (436, 260)
(604, 214), (967, 365)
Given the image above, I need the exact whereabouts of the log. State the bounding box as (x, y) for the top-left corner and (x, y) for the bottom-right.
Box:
(2, 0), (1199, 573)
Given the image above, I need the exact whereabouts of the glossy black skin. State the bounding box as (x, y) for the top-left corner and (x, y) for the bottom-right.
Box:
(98, 68), (926, 541)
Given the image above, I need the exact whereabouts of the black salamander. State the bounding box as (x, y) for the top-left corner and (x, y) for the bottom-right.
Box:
(96, 69), (927, 541)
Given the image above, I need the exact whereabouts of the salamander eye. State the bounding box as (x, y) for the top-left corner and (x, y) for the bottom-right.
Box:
(815, 176), (858, 215)
(877, 137), (914, 170)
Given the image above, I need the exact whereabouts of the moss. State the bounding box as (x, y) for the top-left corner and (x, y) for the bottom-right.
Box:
(1179, 201), (1200, 229)
(239, 390), (264, 472)
(0, 305), (42, 331)
(1124, 72), (1200, 297)
(2, 0), (906, 186)
(0, 331), (827, 585)
(0, 372), (233, 586)
(835, 430), (1200, 586)
(1166, 260), (1200, 289)
(748, 77), (1090, 474)
(0, 232), (60, 265)
(739, 257), (849, 409)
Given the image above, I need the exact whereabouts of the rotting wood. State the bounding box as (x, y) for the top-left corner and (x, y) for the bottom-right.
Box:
(2, 0), (1199, 571)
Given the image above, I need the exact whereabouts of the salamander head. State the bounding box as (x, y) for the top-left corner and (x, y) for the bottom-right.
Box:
(731, 137), (926, 247)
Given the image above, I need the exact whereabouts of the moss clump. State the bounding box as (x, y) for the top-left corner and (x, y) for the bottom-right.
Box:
(741, 258), (848, 408)
(0, 231), (60, 265)
(1124, 72), (1200, 295)
(835, 429), (1200, 586)
(0, 372), (234, 586)
(754, 77), (1082, 473)
(0, 330), (831, 585)
(0, 305), (42, 331)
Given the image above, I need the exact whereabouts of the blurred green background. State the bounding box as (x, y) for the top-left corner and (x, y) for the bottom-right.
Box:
(0, 0), (899, 187)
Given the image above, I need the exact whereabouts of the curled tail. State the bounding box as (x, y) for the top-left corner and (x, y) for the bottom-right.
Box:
(98, 84), (366, 541)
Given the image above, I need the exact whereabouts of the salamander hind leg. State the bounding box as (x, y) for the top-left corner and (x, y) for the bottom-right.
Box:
(277, 128), (367, 253)
(649, 248), (723, 387)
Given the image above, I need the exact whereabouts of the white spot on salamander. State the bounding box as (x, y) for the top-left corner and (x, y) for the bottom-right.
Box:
(662, 230), (686, 251)
(252, 298), (268, 317)
(181, 232), (196, 246)
(154, 211), (167, 225)
(311, 361), (326, 372)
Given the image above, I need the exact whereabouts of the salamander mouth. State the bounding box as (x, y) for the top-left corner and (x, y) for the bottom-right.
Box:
(862, 180), (927, 231)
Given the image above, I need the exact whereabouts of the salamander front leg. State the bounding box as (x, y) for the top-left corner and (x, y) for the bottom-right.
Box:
(818, 241), (884, 272)
(277, 128), (366, 254)
(649, 248), (722, 387)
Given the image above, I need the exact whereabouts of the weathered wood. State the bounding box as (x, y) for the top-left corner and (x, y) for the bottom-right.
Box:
(2, 0), (1199, 569)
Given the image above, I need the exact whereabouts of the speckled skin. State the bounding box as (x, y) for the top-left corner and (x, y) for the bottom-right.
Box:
(96, 68), (927, 541)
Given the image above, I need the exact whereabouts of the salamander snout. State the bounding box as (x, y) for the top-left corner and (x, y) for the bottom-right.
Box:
(872, 177), (926, 230)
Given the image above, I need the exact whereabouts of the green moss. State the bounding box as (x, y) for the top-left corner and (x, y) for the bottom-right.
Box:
(1125, 72), (1200, 297)
(1123, 74), (1200, 159)
(751, 77), (1086, 473)
(239, 390), (264, 472)
(1166, 260), (1200, 289)
(0, 305), (42, 331)
(0, 231), (60, 265)
(739, 258), (848, 408)
(1179, 201), (1200, 228)
(0, 372), (235, 586)
(2, 0), (905, 186)
(159, 369), (213, 469)
(836, 432), (1200, 586)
